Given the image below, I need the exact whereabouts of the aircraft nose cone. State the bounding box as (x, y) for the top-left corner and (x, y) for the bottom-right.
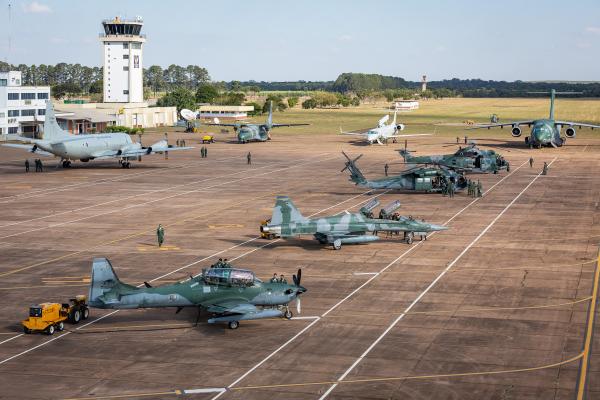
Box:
(429, 224), (448, 231)
(297, 285), (307, 294)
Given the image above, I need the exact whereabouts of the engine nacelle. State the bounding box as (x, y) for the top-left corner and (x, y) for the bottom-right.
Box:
(511, 126), (522, 137)
(118, 142), (142, 155)
(565, 127), (576, 138)
(146, 140), (168, 154)
(396, 124), (405, 131)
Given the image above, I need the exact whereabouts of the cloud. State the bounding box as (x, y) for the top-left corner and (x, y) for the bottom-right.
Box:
(585, 26), (600, 35)
(576, 42), (591, 49)
(23, 2), (52, 13)
(338, 34), (353, 42)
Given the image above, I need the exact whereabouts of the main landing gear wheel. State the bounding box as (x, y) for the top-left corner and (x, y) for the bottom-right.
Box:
(284, 310), (293, 319)
(62, 160), (71, 168)
(121, 162), (131, 168)
(228, 320), (239, 330)
(332, 239), (342, 250)
(405, 232), (414, 245)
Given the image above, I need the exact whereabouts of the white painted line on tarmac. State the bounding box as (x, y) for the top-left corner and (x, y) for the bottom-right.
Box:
(208, 160), (529, 399)
(184, 388), (226, 394)
(291, 316), (320, 320)
(317, 158), (557, 399)
(353, 272), (378, 276)
(0, 333), (23, 345)
(0, 332), (71, 365)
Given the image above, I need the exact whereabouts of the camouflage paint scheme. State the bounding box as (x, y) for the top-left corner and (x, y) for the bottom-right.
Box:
(399, 144), (510, 174)
(260, 196), (447, 249)
(207, 101), (308, 143)
(342, 152), (468, 193)
(88, 258), (306, 329)
(468, 89), (600, 148)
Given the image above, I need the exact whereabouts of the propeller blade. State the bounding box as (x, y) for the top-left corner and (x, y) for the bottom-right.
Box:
(296, 297), (301, 314)
(296, 268), (301, 286)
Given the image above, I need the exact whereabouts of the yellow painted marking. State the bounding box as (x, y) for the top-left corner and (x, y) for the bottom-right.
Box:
(207, 224), (245, 229)
(227, 353), (583, 392)
(78, 323), (193, 332)
(63, 391), (177, 400)
(137, 245), (180, 252)
(0, 191), (275, 278)
(576, 251), (600, 400)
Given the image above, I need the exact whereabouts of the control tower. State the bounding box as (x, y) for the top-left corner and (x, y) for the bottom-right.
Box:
(99, 17), (145, 103)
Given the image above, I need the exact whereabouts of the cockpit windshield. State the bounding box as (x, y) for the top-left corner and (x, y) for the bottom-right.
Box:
(202, 268), (256, 287)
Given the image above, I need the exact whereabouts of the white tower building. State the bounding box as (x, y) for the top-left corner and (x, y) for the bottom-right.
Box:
(99, 17), (145, 103)
(421, 75), (427, 92)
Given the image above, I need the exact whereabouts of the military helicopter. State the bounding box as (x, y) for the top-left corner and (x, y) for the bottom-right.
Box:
(341, 151), (467, 193)
(88, 258), (306, 330)
(399, 143), (510, 174)
(208, 101), (308, 143)
(260, 196), (447, 249)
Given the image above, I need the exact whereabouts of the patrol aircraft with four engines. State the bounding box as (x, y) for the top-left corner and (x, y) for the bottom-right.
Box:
(88, 258), (306, 330)
(2, 102), (193, 168)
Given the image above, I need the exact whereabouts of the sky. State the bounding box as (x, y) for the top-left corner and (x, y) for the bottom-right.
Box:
(1, 0), (600, 82)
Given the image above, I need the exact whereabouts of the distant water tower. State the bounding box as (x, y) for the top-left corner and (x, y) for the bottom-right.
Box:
(99, 16), (145, 103)
(421, 75), (427, 92)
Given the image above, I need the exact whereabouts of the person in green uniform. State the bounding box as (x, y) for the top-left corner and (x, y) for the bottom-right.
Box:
(157, 224), (165, 247)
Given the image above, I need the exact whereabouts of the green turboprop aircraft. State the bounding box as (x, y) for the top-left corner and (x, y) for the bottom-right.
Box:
(88, 258), (306, 329)
(468, 89), (600, 148)
(260, 196), (447, 249)
(342, 151), (468, 193)
(399, 143), (510, 174)
(208, 101), (309, 143)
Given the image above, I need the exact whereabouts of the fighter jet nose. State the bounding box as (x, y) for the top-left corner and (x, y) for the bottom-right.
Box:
(431, 224), (448, 231)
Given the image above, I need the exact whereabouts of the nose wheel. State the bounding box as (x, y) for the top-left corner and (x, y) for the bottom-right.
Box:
(228, 320), (239, 330)
(284, 308), (293, 320)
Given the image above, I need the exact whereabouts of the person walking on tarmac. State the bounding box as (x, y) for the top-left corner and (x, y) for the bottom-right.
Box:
(529, 157), (534, 168)
(247, 152), (252, 165)
(384, 163), (389, 176)
(25, 159), (30, 172)
(204, 146), (207, 158)
(156, 224), (165, 247)
(477, 180), (483, 197)
(467, 179), (472, 197)
(542, 161), (548, 175)
(448, 180), (455, 198)
(37, 159), (44, 172)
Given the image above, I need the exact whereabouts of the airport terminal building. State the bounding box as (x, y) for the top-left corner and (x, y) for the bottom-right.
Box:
(0, 71), (51, 135)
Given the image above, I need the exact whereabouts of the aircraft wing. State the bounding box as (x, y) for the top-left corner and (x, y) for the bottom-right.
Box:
(205, 299), (259, 315)
(271, 123), (310, 128)
(467, 121), (535, 130)
(389, 133), (433, 138)
(554, 121), (600, 129)
(206, 123), (240, 127)
(1, 143), (54, 156)
(339, 127), (368, 136)
(90, 146), (194, 160)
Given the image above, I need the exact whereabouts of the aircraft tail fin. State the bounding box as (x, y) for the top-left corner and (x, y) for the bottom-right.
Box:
(266, 101), (273, 127)
(549, 89), (555, 120)
(42, 101), (70, 141)
(271, 196), (307, 225)
(341, 151), (367, 184)
(89, 258), (135, 307)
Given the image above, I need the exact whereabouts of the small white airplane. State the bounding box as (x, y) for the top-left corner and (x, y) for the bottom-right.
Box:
(340, 110), (431, 145)
(2, 102), (193, 168)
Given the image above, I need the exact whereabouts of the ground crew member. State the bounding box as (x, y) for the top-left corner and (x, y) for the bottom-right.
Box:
(467, 179), (472, 196)
(156, 224), (165, 247)
(477, 180), (483, 197)
(542, 161), (548, 175)
(448, 180), (455, 198)
(223, 259), (231, 268)
(464, 136), (468, 144)
(279, 274), (287, 284)
(25, 159), (30, 172)
(247, 152), (252, 165)
(37, 159), (43, 172)
(529, 157), (534, 168)
(270, 273), (278, 283)
(456, 137), (460, 144)
(441, 177), (448, 196)
(204, 146), (207, 158)
(200, 146), (205, 158)
(384, 163), (389, 176)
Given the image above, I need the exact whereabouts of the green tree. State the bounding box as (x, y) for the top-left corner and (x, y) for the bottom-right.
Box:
(156, 87), (196, 112)
(52, 82), (82, 99)
(245, 102), (263, 116)
(195, 84), (219, 103)
(302, 98), (317, 109)
(89, 80), (103, 94)
(287, 97), (299, 108)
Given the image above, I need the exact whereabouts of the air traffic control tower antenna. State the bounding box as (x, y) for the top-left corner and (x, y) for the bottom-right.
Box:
(99, 16), (146, 103)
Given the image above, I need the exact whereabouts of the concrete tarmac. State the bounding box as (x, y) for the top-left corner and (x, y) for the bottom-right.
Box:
(0, 130), (598, 400)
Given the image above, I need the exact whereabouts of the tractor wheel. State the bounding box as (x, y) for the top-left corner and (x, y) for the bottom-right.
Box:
(228, 321), (239, 330)
(71, 309), (81, 324)
(82, 308), (89, 320)
(284, 310), (293, 319)
(23, 327), (31, 334)
(57, 321), (65, 331)
(46, 325), (55, 335)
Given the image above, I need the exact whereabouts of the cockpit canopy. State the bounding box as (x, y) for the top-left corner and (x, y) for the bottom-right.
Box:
(202, 268), (257, 287)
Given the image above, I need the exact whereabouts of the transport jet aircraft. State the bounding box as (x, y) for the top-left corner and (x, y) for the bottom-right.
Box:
(3, 102), (193, 168)
(340, 110), (430, 145)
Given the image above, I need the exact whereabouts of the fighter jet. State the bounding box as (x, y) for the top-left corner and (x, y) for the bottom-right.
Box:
(468, 89), (600, 148)
(342, 151), (467, 193)
(399, 143), (510, 174)
(208, 101), (308, 143)
(260, 196), (447, 249)
(2, 102), (193, 168)
(340, 110), (430, 145)
(88, 258), (306, 330)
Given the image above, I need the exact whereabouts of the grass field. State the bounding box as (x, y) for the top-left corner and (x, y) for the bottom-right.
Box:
(199, 97), (600, 139)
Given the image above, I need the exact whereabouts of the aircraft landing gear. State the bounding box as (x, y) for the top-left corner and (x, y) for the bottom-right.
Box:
(61, 160), (71, 168)
(332, 239), (342, 250)
(284, 307), (293, 320)
(404, 231), (414, 244)
(120, 161), (131, 168)
(228, 320), (239, 330)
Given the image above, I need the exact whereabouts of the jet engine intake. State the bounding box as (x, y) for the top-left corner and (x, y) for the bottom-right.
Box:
(511, 126), (522, 137)
(565, 127), (576, 138)
(146, 140), (168, 154)
(396, 124), (405, 131)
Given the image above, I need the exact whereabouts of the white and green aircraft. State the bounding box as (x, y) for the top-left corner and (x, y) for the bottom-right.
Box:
(340, 110), (430, 145)
(3, 102), (193, 168)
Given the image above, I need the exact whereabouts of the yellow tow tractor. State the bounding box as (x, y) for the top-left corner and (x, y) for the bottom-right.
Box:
(22, 295), (89, 335)
(202, 134), (215, 143)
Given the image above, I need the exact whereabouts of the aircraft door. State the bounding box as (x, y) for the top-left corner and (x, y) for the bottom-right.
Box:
(475, 156), (482, 168)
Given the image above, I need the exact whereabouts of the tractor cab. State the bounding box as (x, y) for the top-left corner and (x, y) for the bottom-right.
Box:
(202, 268), (257, 287)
